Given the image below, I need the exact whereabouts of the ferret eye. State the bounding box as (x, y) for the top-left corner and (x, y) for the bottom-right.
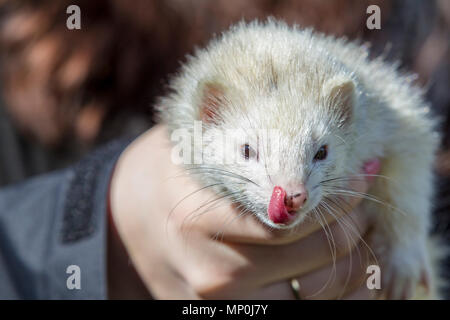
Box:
(314, 145), (328, 161)
(241, 144), (257, 160)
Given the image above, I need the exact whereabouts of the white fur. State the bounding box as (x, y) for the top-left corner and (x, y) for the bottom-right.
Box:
(158, 19), (443, 299)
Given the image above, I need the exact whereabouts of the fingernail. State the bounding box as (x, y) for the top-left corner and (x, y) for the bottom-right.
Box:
(362, 159), (381, 182)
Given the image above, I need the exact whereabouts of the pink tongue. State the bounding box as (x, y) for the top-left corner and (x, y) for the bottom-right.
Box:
(268, 186), (292, 224)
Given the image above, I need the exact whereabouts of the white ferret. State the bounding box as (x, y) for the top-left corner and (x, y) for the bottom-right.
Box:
(158, 20), (445, 299)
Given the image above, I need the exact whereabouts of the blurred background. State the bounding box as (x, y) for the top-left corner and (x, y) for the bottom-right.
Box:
(0, 0), (449, 296)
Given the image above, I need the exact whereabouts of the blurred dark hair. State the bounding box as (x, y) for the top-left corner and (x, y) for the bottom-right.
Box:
(0, 0), (387, 147)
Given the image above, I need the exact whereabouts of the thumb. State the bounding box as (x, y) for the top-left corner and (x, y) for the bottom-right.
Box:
(362, 158), (381, 183)
(346, 158), (381, 207)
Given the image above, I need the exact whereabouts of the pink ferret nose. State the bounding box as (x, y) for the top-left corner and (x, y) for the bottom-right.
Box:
(267, 185), (308, 224)
(284, 185), (308, 212)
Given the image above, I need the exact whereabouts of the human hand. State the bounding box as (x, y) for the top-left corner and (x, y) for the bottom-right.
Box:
(109, 124), (379, 299)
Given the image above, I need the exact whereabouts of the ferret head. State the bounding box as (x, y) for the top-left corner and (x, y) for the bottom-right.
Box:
(160, 21), (360, 229)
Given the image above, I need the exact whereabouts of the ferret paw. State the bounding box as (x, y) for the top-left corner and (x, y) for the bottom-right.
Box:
(379, 242), (431, 300)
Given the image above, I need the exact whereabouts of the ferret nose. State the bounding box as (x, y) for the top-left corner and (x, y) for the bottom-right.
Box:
(284, 185), (308, 212)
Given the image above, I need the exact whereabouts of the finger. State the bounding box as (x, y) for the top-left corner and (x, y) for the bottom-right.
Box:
(170, 201), (372, 299)
(291, 242), (371, 300)
(168, 173), (372, 246)
(131, 251), (203, 299)
(362, 158), (381, 181)
(159, 115), (378, 245)
(244, 243), (372, 300)
(219, 205), (372, 289)
(245, 281), (297, 300)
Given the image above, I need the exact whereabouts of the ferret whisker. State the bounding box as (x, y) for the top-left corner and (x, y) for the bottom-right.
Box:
(350, 173), (393, 182)
(167, 181), (244, 239)
(324, 197), (378, 299)
(183, 166), (261, 187)
(323, 184), (395, 208)
(319, 200), (356, 299)
(324, 195), (366, 241)
(166, 182), (230, 236)
(322, 186), (407, 217)
(322, 195), (381, 297)
(319, 176), (365, 185)
(310, 206), (338, 297)
(211, 197), (252, 242)
(180, 190), (246, 241)
(319, 173), (394, 185)
(322, 195), (379, 268)
(322, 198), (379, 297)
(181, 170), (254, 186)
(183, 190), (246, 226)
(261, 139), (275, 186)
(212, 205), (251, 242)
(333, 134), (349, 148)
(315, 206), (338, 272)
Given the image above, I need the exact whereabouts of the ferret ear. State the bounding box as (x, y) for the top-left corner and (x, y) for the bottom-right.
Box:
(323, 76), (355, 127)
(197, 81), (227, 125)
